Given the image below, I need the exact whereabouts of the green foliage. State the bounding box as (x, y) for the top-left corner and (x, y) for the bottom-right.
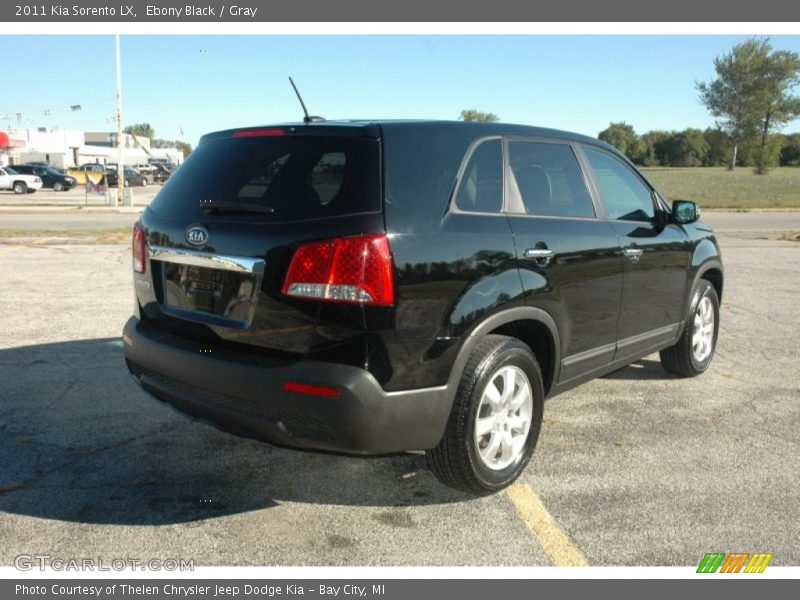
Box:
(702, 128), (733, 166)
(697, 37), (800, 173)
(598, 122), (643, 160)
(124, 123), (156, 139)
(780, 133), (800, 166)
(174, 141), (193, 158)
(596, 120), (799, 170)
(661, 128), (709, 167)
(459, 109), (499, 122)
(152, 139), (192, 158)
(638, 130), (670, 166)
(124, 123), (192, 158)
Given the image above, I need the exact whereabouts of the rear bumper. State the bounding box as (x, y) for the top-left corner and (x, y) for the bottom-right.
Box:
(122, 317), (452, 454)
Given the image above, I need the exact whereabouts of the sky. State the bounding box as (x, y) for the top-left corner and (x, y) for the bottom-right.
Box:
(2, 35), (800, 147)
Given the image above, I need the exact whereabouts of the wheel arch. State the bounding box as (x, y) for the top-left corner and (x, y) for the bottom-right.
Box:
(446, 306), (561, 398)
(676, 258), (724, 339)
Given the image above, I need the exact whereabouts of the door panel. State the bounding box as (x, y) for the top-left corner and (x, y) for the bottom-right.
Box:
(504, 139), (623, 383)
(581, 146), (690, 358)
(510, 217), (623, 380)
(610, 221), (689, 355)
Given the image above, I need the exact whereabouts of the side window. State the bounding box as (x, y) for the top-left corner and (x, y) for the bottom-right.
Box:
(508, 141), (595, 218)
(583, 148), (655, 222)
(455, 138), (503, 213)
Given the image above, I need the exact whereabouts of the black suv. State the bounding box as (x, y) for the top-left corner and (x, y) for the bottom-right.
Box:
(13, 164), (77, 191)
(123, 121), (723, 494)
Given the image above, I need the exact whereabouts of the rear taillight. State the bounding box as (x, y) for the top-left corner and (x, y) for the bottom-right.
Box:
(132, 221), (146, 274)
(282, 234), (394, 306)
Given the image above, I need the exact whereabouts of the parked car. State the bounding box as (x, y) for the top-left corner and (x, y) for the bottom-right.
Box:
(13, 164), (77, 191)
(107, 167), (149, 187)
(67, 164), (108, 185)
(0, 166), (43, 194)
(123, 120), (723, 494)
(25, 161), (67, 174)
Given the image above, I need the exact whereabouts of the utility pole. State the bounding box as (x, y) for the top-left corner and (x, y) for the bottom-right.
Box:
(114, 34), (127, 206)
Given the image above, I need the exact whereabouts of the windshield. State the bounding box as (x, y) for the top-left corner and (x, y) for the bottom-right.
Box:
(149, 134), (381, 222)
(4, 167), (18, 174)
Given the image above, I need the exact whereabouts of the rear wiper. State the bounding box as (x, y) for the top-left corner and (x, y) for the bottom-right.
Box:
(200, 201), (275, 214)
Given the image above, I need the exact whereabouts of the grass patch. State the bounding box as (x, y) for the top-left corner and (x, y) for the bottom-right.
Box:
(0, 228), (129, 244)
(641, 166), (800, 209)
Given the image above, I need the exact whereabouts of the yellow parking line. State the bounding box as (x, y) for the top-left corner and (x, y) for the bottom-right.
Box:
(0, 245), (23, 256)
(506, 483), (588, 566)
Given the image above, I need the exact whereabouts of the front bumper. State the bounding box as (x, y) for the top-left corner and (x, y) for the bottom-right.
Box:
(122, 317), (452, 454)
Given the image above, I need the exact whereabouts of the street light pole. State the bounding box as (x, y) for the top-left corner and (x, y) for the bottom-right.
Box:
(114, 34), (126, 206)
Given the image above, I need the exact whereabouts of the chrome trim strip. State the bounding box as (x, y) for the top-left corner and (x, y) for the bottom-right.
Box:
(148, 245), (265, 274)
(615, 323), (679, 351)
(561, 342), (616, 368)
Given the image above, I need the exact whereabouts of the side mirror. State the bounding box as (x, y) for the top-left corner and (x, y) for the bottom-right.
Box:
(672, 200), (699, 225)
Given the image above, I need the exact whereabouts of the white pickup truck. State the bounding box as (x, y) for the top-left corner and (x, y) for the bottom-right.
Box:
(0, 166), (43, 194)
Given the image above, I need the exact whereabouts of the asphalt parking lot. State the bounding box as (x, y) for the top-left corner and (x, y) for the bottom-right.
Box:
(0, 217), (798, 566)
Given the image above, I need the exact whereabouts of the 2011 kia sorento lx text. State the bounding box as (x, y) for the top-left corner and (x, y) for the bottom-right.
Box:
(123, 120), (723, 494)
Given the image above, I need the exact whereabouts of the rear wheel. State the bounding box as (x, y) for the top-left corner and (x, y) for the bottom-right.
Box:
(12, 181), (27, 195)
(426, 335), (544, 495)
(660, 280), (719, 377)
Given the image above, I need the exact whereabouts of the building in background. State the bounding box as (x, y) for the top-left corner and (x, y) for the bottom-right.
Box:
(85, 132), (184, 166)
(0, 128), (185, 169)
(1, 127), (84, 168)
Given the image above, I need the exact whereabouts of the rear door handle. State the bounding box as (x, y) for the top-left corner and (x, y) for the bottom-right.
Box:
(622, 246), (643, 264)
(523, 247), (554, 266)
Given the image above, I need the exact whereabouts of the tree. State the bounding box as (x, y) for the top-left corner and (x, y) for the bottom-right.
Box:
(174, 140), (193, 158)
(124, 123), (156, 139)
(661, 129), (709, 167)
(639, 130), (671, 166)
(780, 133), (800, 166)
(459, 109), (499, 122)
(703, 128), (734, 166)
(598, 122), (644, 161)
(750, 43), (800, 173)
(152, 138), (193, 158)
(698, 37), (800, 173)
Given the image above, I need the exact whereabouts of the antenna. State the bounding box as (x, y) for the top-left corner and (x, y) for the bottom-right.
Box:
(288, 77), (325, 124)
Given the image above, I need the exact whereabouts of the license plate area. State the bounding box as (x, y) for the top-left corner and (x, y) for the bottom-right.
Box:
(150, 246), (265, 329)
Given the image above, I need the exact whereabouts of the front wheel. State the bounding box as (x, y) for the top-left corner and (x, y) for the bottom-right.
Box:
(53, 181), (65, 191)
(12, 181), (27, 195)
(660, 280), (720, 377)
(426, 335), (544, 495)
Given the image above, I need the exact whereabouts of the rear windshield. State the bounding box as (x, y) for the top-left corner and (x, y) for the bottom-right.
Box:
(149, 134), (381, 221)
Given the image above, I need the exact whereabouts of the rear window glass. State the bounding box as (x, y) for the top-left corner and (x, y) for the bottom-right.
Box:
(149, 135), (380, 221)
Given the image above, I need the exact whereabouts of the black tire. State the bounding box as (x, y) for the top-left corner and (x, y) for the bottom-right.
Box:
(53, 181), (65, 192)
(660, 279), (720, 377)
(12, 181), (27, 195)
(426, 334), (544, 495)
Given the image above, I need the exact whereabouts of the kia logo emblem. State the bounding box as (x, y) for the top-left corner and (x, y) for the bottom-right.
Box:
(185, 225), (209, 246)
